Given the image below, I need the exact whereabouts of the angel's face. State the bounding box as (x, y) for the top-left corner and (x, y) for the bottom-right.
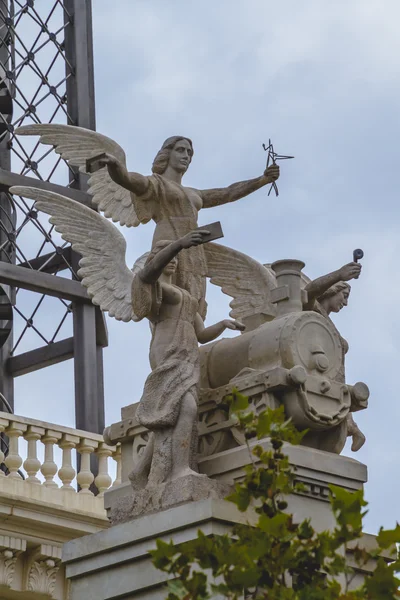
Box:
(163, 257), (178, 276)
(329, 289), (350, 313)
(168, 139), (193, 173)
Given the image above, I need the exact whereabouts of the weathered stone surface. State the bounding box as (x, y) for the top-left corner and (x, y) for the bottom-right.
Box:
(108, 474), (232, 525)
(64, 453), (375, 600)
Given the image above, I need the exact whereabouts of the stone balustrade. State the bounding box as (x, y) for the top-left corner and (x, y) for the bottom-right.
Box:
(0, 410), (121, 497)
(0, 411), (121, 599)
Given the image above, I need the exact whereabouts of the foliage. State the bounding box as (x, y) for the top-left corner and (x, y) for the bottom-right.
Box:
(151, 391), (400, 599)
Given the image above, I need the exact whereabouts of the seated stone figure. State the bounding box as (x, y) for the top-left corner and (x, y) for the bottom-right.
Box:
(130, 231), (244, 489)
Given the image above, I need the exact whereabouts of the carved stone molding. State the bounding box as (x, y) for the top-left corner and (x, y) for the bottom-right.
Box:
(28, 559), (60, 596)
(25, 544), (62, 598)
(0, 549), (18, 588)
(0, 536), (26, 588)
(294, 479), (330, 502)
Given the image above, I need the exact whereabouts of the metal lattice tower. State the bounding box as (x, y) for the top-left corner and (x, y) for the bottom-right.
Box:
(0, 0), (106, 436)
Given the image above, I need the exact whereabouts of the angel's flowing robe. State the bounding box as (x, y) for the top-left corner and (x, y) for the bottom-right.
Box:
(132, 275), (200, 430)
(133, 174), (208, 318)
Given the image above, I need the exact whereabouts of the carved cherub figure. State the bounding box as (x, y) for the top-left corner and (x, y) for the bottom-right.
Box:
(15, 126), (280, 318)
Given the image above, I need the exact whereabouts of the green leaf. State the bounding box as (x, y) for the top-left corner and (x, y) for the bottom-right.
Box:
(376, 523), (400, 549)
(150, 539), (180, 571)
(364, 557), (400, 599)
(226, 485), (251, 511)
(228, 390), (249, 415)
(258, 512), (290, 536)
(298, 519), (314, 540)
(329, 485), (367, 533)
(166, 579), (191, 599)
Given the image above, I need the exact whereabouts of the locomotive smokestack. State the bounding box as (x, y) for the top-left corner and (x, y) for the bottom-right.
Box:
(271, 259), (305, 316)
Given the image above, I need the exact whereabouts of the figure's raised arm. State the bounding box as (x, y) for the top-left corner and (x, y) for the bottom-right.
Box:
(140, 230), (210, 284)
(97, 153), (149, 196)
(200, 164), (279, 209)
(304, 262), (361, 309)
(15, 124), (144, 227)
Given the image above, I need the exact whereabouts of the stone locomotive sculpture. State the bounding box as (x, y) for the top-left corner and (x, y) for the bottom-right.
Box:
(200, 253), (368, 455)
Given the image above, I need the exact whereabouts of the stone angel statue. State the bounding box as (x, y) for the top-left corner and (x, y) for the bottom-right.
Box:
(9, 185), (244, 487)
(16, 124), (280, 318)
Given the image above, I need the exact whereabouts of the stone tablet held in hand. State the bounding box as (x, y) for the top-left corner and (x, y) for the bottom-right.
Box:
(86, 152), (108, 174)
(196, 221), (224, 244)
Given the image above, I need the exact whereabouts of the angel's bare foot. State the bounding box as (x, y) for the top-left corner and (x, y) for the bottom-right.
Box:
(351, 429), (366, 452)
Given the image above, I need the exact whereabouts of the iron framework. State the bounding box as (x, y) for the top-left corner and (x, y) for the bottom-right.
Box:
(0, 0), (106, 436)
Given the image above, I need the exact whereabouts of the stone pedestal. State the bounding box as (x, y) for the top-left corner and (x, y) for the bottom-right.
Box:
(64, 441), (367, 600)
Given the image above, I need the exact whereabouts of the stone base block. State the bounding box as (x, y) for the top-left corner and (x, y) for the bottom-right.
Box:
(63, 499), (246, 600)
(108, 473), (232, 525)
(65, 445), (370, 600)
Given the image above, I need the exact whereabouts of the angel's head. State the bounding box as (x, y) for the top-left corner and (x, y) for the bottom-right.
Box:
(152, 136), (194, 175)
(145, 240), (178, 276)
(318, 281), (351, 314)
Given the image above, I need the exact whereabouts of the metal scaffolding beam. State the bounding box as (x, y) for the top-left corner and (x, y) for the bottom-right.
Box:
(0, 0), (105, 441)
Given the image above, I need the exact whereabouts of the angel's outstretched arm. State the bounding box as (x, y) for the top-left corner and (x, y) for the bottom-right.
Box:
(200, 164), (279, 209)
(194, 314), (245, 344)
(304, 262), (361, 309)
(98, 154), (149, 196)
(15, 124), (144, 227)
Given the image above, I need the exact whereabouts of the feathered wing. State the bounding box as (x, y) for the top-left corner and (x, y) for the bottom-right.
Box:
(15, 123), (142, 227)
(10, 186), (138, 322)
(204, 243), (277, 321)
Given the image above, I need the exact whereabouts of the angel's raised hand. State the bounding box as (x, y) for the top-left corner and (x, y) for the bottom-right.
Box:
(264, 163), (280, 182)
(180, 230), (210, 249)
(223, 319), (246, 331)
(96, 153), (121, 169)
(339, 262), (362, 281)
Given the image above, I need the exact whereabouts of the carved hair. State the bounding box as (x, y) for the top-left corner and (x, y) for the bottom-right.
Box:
(318, 281), (351, 303)
(152, 136), (194, 174)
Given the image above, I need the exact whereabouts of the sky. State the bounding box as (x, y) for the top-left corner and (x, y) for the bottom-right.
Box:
(11, 0), (400, 534)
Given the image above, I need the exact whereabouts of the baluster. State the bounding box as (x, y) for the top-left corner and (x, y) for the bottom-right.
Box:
(77, 439), (98, 495)
(0, 418), (9, 476)
(41, 430), (62, 488)
(94, 443), (113, 497)
(58, 434), (79, 492)
(4, 422), (27, 478)
(112, 445), (122, 487)
(23, 425), (45, 484)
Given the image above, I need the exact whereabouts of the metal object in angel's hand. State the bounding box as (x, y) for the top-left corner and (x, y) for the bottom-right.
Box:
(262, 139), (294, 197)
(353, 249), (364, 263)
